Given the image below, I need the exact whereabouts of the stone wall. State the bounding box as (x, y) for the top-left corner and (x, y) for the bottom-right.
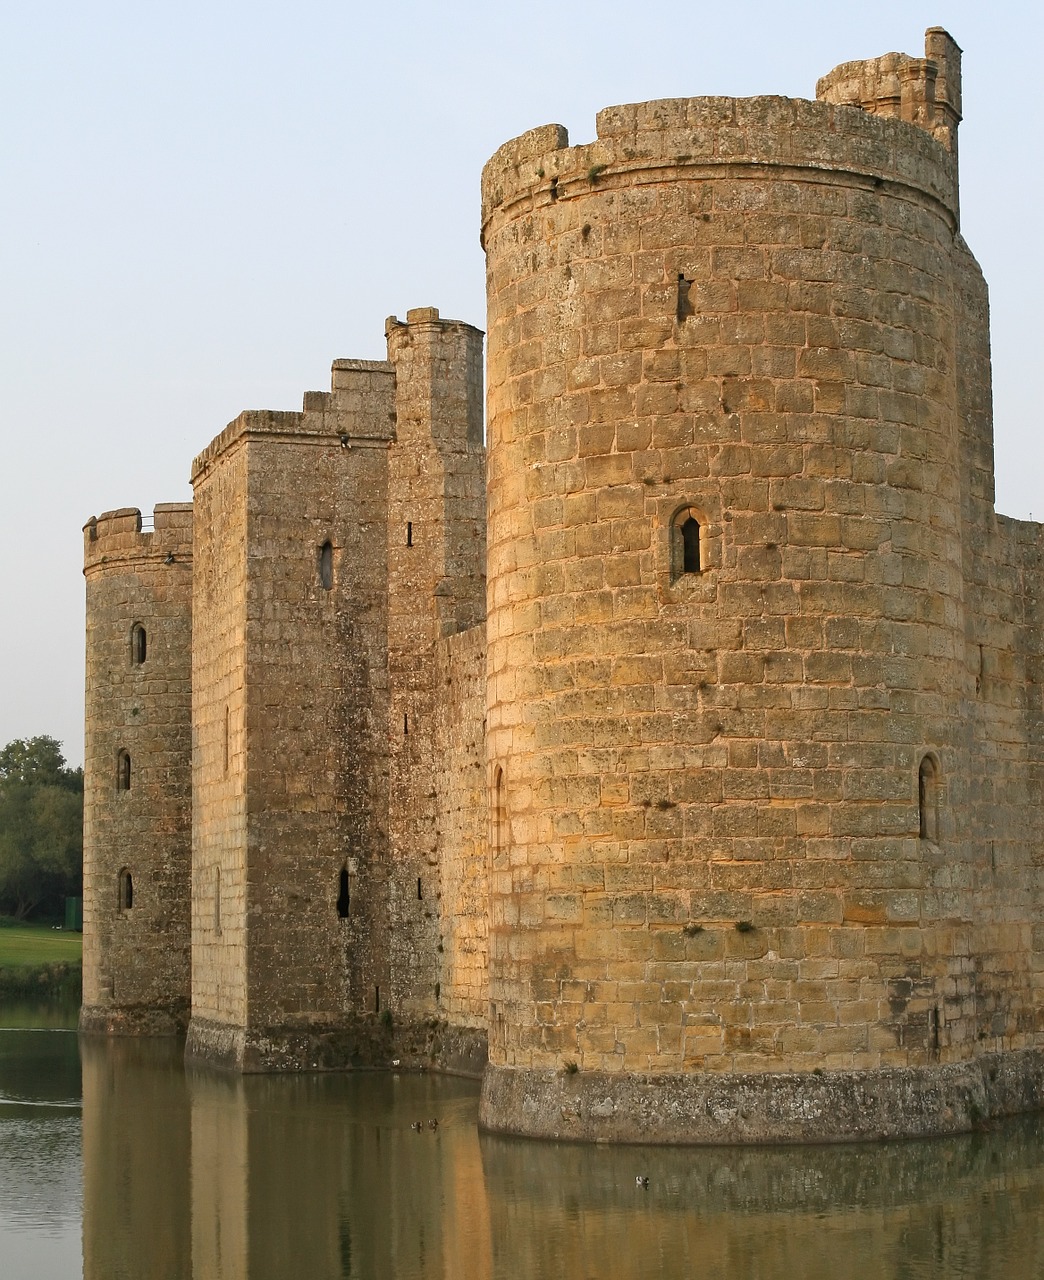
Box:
(187, 435), (250, 1046)
(81, 503), (193, 1033)
(952, 237), (1044, 1057)
(434, 621), (489, 1029)
(478, 30), (1044, 1138)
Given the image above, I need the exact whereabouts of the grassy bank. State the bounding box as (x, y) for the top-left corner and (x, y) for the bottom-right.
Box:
(0, 920), (82, 999)
(0, 921), (82, 967)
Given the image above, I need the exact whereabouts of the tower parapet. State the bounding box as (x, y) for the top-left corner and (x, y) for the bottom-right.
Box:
(816, 28), (962, 156)
(81, 503), (193, 1034)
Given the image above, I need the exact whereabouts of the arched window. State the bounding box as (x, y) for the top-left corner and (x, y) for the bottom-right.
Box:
(118, 868), (133, 911)
(319, 541), (334, 590)
(130, 623), (147, 666)
(117, 750), (131, 792)
(671, 507), (706, 580)
(337, 866), (351, 919)
(918, 755), (939, 842)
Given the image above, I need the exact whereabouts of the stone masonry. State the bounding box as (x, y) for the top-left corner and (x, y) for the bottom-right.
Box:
(82, 29), (1044, 1142)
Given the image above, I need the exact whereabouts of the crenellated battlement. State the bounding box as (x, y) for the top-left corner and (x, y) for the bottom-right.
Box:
(817, 28), (961, 155)
(482, 30), (961, 238)
(384, 305), (483, 342)
(83, 502), (193, 575)
(190, 357), (397, 483)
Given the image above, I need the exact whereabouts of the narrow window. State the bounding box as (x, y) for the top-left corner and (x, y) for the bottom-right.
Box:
(223, 706), (230, 775)
(434, 982), (440, 1002)
(417, 877), (423, 900)
(337, 866), (351, 919)
(118, 868), (133, 911)
(130, 623), (147, 666)
(918, 755), (939, 842)
(671, 507), (706, 580)
(214, 865), (222, 935)
(676, 272), (694, 323)
(117, 749), (131, 791)
(403, 712), (409, 736)
(406, 521), (413, 547)
(319, 541), (334, 590)
(493, 766), (505, 865)
(682, 517), (701, 572)
(375, 985), (381, 1014)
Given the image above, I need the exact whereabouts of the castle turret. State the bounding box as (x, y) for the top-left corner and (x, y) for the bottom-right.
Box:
(479, 31), (989, 1141)
(385, 308), (486, 1022)
(81, 503), (193, 1034)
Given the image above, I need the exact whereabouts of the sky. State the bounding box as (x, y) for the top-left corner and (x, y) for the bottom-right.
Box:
(0, 1), (1040, 766)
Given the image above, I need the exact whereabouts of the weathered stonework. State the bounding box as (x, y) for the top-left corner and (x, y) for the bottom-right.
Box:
(479, 27), (1044, 1138)
(81, 503), (193, 1034)
(82, 29), (1044, 1142)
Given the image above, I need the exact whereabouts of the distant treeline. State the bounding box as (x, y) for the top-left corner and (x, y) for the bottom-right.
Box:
(0, 737), (83, 921)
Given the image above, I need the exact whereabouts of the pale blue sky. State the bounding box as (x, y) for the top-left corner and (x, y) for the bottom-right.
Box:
(0, 1), (1040, 764)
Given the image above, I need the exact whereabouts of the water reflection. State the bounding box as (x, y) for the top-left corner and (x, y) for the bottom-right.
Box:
(0, 1027), (81, 1280)
(81, 1036), (191, 1280)
(3, 1023), (1044, 1279)
(82, 1041), (492, 1280)
(479, 1126), (1044, 1280)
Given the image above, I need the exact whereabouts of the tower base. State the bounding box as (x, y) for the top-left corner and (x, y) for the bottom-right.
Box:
(185, 1014), (488, 1077)
(479, 1051), (1044, 1144)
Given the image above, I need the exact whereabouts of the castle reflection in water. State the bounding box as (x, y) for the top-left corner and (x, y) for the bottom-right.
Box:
(76, 1036), (1044, 1280)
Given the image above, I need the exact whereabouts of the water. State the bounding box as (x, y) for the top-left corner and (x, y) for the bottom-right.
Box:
(2, 1007), (1044, 1279)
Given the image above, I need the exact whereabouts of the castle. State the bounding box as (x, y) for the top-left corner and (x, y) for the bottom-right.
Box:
(81, 29), (1044, 1143)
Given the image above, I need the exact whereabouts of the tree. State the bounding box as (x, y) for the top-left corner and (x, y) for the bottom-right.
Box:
(0, 737), (83, 920)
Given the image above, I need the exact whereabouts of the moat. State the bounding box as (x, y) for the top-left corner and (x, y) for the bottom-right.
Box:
(2, 1004), (1044, 1279)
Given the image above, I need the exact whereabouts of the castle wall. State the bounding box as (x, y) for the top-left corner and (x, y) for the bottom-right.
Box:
(189, 441), (250, 1038)
(476, 34), (1043, 1139)
(961, 507), (1044, 1049)
(434, 621), (489, 1030)
(81, 503), (193, 1034)
(948, 239), (1044, 1057)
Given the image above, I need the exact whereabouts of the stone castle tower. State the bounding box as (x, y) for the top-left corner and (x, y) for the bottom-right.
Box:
(83, 30), (1044, 1142)
(82, 503), (193, 1034)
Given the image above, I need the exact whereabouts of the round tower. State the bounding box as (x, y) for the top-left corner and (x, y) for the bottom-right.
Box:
(81, 503), (193, 1034)
(480, 34), (988, 1140)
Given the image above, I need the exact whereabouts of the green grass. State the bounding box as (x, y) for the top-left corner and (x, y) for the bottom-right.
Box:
(0, 921), (82, 969)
